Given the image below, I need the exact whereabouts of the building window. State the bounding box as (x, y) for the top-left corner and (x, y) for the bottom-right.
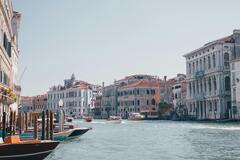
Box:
(203, 57), (206, 70)
(196, 80), (199, 94)
(208, 56), (211, 69)
(146, 90), (150, 94)
(204, 79), (207, 92)
(213, 54), (216, 68)
(200, 59), (202, 70)
(225, 76), (230, 91)
(192, 82), (195, 94)
(224, 53), (230, 67)
(192, 62), (195, 73)
(232, 73), (236, 86)
(189, 83), (192, 96)
(137, 100), (140, 106)
(209, 101), (212, 111)
(214, 101), (217, 111)
(189, 63), (191, 74)
(213, 76), (217, 91)
(196, 60), (199, 71)
(151, 99), (156, 105)
(208, 77), (211, 92)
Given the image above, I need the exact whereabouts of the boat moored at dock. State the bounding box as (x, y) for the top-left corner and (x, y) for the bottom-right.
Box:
(0, 135), (59, 160)
(128, 113), (145, 120)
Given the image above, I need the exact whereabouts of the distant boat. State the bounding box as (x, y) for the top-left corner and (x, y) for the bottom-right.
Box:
(66, 117), (74, 123)
(20, 127), (91, 141)
(83, 116), (93, 122)
(107, 116), (122, 124)
(128, 113), (145, 121)
(0, 135), (59, 160)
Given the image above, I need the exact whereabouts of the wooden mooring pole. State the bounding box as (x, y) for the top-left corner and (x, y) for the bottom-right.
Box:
(13, 111), (16, 135)
(2, 112), (6, 141)
(50, 111), (54, 140)
(46, 110), (50, 140)
(42, 111), (45, 140)
(34, 115), (38, 140)
(9, 111), (13, 136)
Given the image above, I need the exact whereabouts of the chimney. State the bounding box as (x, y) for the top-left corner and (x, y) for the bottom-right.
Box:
(102, 82), (105, 88)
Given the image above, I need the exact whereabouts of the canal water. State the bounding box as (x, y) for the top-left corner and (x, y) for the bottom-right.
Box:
(46, 120), (240, 160)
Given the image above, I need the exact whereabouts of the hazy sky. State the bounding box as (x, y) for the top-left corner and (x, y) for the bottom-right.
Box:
(13, 0), (240, 96)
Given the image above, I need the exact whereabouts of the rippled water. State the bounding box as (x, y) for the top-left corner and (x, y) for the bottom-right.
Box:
(46, 120), (240, 160)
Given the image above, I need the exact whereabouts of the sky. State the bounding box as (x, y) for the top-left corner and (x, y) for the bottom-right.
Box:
(12, 0), (240, 96)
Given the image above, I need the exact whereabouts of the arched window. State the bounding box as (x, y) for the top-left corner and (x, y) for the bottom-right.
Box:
(204, 79), (207, 92)
(224, 53), (230, 67)
(192, 82), (195, 94)
(203, 57), (206, 70)
(225, 76), (230, 91)
(200, 81), (203, 92)
(208, 77), (211, 92)
(209, 101), (212, 111)
(189, 83), (192, 95)
(189, 63), (191, 74)
(192, 62), (195, 73)
(213, 54), (216, 68)
(151, 99), (156, 105)
(196, 61), (199, 71)
(200, 59), (202, 70)
(213, 76), (217, 91)
(208, 56), (211, 69)
(196, 80), (199, 94)
(137, 100), (140, 106)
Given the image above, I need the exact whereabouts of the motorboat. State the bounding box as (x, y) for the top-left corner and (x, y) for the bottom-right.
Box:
(107, 116), (122, 124)
(83, 116), (93, 122)
(66, 117), (74, 123)
(20, 127), (92, 141)
(128, 113), (145, 120)
(0, 135), (59, 160)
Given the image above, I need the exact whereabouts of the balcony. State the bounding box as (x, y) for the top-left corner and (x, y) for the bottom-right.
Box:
(0, 84), (17, 105)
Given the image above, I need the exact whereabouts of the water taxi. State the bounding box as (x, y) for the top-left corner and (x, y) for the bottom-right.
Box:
(107, 116), (122, 124)
(128, 113), (145, 120)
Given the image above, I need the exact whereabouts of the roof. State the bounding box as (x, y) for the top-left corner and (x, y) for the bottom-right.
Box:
(183, 33), (234, 57)
(120, 80), (159, 89)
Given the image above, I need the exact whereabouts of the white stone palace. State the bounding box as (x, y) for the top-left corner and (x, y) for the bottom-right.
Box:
(47, 74), (101, 118)
(183, 30), (240, 120)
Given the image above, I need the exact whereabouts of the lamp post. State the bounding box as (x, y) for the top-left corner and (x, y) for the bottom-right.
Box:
(58, 99), (64, 132)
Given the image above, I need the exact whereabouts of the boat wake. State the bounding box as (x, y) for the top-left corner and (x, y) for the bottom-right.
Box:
(191, 125), (240, 131)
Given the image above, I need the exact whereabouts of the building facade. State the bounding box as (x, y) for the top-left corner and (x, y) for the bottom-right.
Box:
(47, 74), (101, 118)
(20, 96), (33, 112)
(117, 80), (160, 118)
(183, 31), (239, 120)
(0, 0), (21, 122)
(229, 30), (240, 120)
(101, 74), (160, 119)
(172, 74), (187, 109)
(159, 76), (175, 104)
(101, 84), (118, 119)
(20, 95), (47, 113)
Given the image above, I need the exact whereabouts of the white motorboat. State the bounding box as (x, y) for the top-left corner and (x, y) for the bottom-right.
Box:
(107, 116), (122, 124)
